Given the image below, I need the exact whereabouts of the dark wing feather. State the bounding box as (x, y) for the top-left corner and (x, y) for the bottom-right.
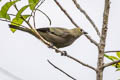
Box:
(37, 27), (50, 32)
(37, 27), (72, 38)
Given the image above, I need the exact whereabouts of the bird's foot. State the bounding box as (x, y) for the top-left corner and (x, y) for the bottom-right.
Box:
(61, 51), (67, 56)
(55, 50), (67, 56)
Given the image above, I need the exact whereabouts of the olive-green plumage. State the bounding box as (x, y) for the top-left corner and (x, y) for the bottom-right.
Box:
(9, 24), (85, 48)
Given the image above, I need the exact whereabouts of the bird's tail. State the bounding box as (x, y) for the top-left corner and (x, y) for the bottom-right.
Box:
(9, 24), (41, 39)
(9, 24), (33, 35)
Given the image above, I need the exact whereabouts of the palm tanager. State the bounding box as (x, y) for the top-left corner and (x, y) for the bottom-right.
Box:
(9, 24), (87, 48)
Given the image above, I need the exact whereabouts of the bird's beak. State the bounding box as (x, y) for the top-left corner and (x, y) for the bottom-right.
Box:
(81, 29), (88, 34)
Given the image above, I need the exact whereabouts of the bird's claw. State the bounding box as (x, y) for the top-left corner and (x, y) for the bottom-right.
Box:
(55, 50), (67, 56)
(61, 51), (67, 56)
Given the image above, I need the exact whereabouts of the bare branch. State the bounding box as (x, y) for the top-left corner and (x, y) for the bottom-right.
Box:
(47, 60), (77, 80)
(54, 0), (79, 28)
(105, 50), (120, 53)
(84, 34), (99, 47)
(66, 55), (97, 71)
(72, 0), (100, 37)
(103, 60), (120, 68)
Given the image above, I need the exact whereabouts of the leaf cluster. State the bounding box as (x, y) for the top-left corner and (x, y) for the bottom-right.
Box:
(0, 0), (49, 32)
(104, 52), (120, 71)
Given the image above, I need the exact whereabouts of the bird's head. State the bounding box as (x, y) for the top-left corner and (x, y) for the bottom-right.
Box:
(72, 27), (87, 38)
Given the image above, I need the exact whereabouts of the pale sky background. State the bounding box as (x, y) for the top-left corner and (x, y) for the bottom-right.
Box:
(0, 0), (120, 80)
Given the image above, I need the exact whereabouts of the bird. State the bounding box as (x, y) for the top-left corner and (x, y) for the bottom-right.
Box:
(9, 24), (87, 48)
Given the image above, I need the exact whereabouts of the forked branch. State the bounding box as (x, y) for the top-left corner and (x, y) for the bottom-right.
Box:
(103, 59), (120, 68)
(72, 0), (100, 37)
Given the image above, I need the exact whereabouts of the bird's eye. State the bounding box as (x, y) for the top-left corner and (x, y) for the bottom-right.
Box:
(80, 29), (83, 32)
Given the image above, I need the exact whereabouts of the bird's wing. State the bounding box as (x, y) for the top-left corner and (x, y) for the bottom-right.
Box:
(37, 27), (72, 38)
(36, 27), (50, 32)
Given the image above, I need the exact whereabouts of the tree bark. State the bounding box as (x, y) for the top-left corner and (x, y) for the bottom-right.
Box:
(97, 0), (110, 80)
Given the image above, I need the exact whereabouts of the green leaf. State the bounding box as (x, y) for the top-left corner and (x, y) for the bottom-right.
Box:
(16, 5), (29, 19)
(116, 52), (120, 58)
(111, 64), (116, 67)
(104, 54), (114, 61)
(109, 56), (119, 60)
(0, 0), (19, 20)
(11, 5), (30, 32)
(0, 12), (10, 20)
(116, 64), (120, 68)
(104, 54), (119, 61)
(116, 68), (120, 71)
(11, 15), (30, 32)
(104, 54), (120, 68)
(28, 0), (39, 10)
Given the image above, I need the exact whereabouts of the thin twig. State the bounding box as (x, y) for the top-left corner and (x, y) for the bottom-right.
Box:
(28, 0), (45, 22)
(103, 60), (120, 68)
(33, 11), (36, 28)
(72, 0), (100, 37)
(0, 67), (23, 80)
(84, 34), (99, 47)
(8, 14), (16, 16)
(105, 50), (120, 53)
(36, 0), (45, 9)
(32, 0), (46, 28)
(36, 9), (51, 25)
(9, 0), (19, 11)
(54, 0), (99, 47)
(47, 60), (77, 80)
(66, 54), (97, 72)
